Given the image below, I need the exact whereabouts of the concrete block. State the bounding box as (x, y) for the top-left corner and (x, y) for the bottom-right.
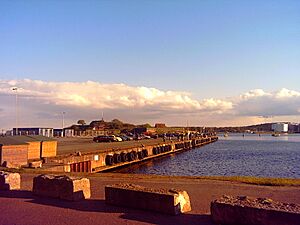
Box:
(0, 171), (21, 190)
(33, 174), (91, 201)
(105, 183), (191, 215)
(211, 195), (300, 225)
(2, 161), (21, 169)
(29, 160), (43, 168)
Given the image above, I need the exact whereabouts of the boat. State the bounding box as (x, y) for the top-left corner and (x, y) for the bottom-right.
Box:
(272, 133), (280, 137)
(224, 132), (228, 137)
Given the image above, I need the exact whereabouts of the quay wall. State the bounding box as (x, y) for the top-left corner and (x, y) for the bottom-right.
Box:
(45, 136), (218, 173)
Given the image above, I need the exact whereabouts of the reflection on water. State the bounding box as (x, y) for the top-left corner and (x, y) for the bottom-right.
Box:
(115, 134), (300, 178)
(220, 133), (297, 142)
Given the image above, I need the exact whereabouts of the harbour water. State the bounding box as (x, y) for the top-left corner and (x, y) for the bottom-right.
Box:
(115, 134), (300, 178)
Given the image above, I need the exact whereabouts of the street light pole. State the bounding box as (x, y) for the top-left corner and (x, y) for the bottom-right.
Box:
(62, 112), (66, 137)
(12, 87), (18, 135)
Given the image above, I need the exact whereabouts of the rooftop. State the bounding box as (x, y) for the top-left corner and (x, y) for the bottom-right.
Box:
(0, 135), (56, 145)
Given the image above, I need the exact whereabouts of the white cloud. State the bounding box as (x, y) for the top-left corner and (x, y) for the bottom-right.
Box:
(0, 79), (300, 129)
(235, 88), (300, 117)
(275, 88), (300, 98)
(240, 89), (271, 99)
(0, 79), (232, 112)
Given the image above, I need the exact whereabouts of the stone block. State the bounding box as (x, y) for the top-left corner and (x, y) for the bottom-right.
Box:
(211, 195), (300, 225)
(33, 174), (91, 201)
(2, 161), (21, 169)
(105, 183), (191, 215)
(0, 171), (21, 190)
(29, 160), (42, 168)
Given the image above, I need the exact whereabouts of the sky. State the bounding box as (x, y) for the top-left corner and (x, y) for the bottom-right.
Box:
(0, 0), (300, 130)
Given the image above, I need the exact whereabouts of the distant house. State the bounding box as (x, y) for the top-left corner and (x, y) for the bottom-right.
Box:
(133, 127), (147, 134)
(271, 123), (288, 133)
(155, 123), (166, 128)
(90, 119), (106, 129)
(13, 128), (54, 137)
(288, 123), (300, 133)
(53, 128), (75, 137)
(64, 128), (75, 137)
(65, 124), (105, 137)
(53, 129), (63, 137)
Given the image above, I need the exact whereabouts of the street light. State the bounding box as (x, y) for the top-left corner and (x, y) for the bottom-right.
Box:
(12, 87), (19, 135)
(62, 112), (66, 137)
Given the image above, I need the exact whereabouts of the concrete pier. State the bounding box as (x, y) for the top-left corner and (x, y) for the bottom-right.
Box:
(44, 136), (218, 173)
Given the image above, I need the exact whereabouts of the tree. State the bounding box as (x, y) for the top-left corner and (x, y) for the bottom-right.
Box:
(138, 123), (152, 128)
(108, 119), (124, 129)
(77, 120), (86, 126)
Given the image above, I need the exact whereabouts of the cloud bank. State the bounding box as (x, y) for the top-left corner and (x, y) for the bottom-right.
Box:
(0, 79), (300, 129)
(0, 79), (232, 112)
(237, 88), (300, 117)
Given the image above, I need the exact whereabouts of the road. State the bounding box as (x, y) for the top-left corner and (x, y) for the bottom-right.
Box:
(56, 137), (175, 155)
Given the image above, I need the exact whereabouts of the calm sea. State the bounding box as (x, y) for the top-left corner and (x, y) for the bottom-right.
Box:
(114, 134), (300, 178)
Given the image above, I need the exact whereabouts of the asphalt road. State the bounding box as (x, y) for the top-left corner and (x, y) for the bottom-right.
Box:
(56, 137), (173, 155)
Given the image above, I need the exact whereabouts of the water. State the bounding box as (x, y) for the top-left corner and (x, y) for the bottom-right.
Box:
(115, 134), (300, 178)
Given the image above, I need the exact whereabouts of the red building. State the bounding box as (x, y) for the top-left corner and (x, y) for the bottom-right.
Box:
(155, 123), (166, 128)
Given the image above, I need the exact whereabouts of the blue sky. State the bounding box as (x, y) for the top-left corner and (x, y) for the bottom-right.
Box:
(0, 0), (300, 128)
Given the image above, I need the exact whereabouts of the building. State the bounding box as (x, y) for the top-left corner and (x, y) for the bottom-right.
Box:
(53, 129), (63, 137)
(133, 127), (147, 134)
(155, 123), (166, 128)
(271, 123), (288, 133)
(13, 128), (54, 137)
(64, 128), (75, 137)
(63, 125), (105, 137)
(288, 123), (300, 133)
(53, 128), (75, 137)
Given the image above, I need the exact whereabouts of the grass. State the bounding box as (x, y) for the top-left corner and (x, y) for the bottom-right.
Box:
(1, 167), (300, 187)
(198, 176), (300, 186)
(97, 173), (300, 187)
(89, 173), (300, 187)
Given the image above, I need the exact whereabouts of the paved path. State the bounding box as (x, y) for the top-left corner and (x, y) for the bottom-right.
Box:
(1, 173), (300, 225)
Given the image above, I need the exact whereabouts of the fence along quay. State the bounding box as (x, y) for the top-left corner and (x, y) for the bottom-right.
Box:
(44, 135), (218, 173)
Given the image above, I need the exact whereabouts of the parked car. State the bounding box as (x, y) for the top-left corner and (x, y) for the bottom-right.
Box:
(141, 134), (151, 139)
(111, 135), (123, 142)
(133, 134), (142, 140)
(118, 134), (133, 141)
(151, 134), (158, 139)
(93, 135), (114, 142)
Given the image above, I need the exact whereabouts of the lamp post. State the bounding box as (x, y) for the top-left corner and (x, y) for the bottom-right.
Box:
(62, 112), (66, 137)
(12, 87), (19, 135)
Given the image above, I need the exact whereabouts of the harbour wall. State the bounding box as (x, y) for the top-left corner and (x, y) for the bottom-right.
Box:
(45, 136), (218, 173)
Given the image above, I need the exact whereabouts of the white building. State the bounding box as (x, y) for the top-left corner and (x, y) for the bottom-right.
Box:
(271, 123), (288, 133)
(13, 127), (54, 137)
